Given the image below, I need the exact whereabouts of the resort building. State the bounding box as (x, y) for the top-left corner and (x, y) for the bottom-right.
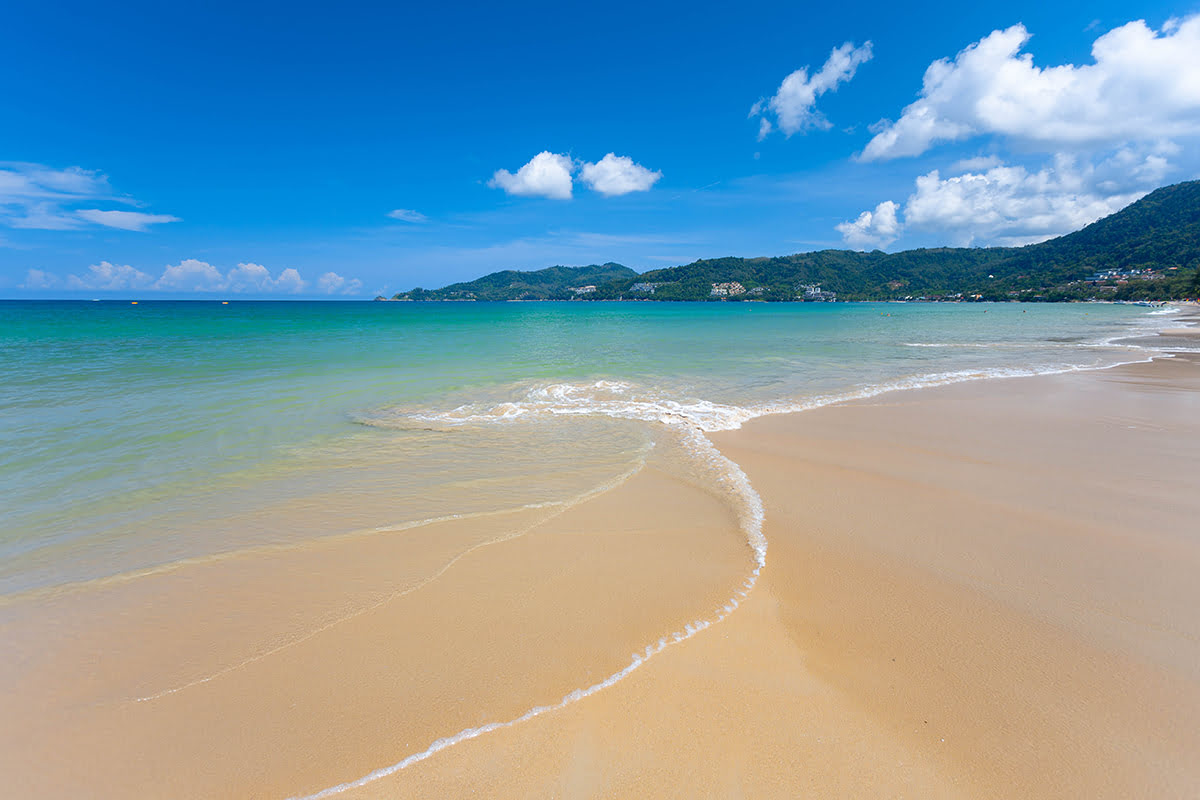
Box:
(798, 284), (837, 301)
(710, 282), (746, 297)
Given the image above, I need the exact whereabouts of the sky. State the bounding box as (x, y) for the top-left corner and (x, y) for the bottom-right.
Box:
(2, 0), (1199, 298)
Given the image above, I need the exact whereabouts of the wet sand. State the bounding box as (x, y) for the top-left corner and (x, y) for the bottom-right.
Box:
(3, 338), (1199, 798)
(0, 469), (751, 798)
(363, 352), (1200, 799)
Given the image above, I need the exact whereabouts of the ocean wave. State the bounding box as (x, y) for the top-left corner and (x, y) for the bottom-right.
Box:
(290, 306), (1180, 797)
(290, 353), (1169, 798)
(359, 379), (759, 433)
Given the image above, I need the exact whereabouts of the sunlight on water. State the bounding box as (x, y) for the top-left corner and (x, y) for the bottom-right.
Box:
(0, 299), (1175, 595)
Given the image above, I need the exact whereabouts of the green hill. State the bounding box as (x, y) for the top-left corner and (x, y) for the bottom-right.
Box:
(388, 180), (1200, 302)
(389, 263), (638, 301)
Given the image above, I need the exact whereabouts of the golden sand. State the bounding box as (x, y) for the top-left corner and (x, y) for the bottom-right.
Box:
(3, 348), (1198, 798)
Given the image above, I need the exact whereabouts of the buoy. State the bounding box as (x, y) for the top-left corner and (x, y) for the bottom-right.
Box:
(131, 301), (138, 305)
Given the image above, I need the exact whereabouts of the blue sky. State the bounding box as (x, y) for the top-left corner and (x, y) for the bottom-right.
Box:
(3, 0), (1198, 298)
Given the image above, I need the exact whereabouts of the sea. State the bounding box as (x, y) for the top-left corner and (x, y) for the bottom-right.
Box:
(0, 299), (1184, 600)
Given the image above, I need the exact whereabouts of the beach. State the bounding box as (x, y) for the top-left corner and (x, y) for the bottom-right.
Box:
(2, 305), (1198, 797)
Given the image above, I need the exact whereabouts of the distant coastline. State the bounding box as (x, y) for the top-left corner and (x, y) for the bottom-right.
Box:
(386, 180), (1200, 304)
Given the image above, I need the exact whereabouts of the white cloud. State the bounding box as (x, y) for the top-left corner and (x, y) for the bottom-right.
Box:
(0, 162), (178, 231)
(0, 163), (109, 202)
(752, 41), (873, 137)
(904, 155), (1156, 245)
(20, 269), (60, 289)
(950, 155), (1004, 172)
(224, 262), (277, 292)
(489, 151), (663, 199)
(842, 149), (1166, 248)
(17, 259), (361, 295)
(387, 208), (428, 222)
(578, 154), (662, 196)
(153, 260), (311, 293)
(76, 209), (180, 231)
(489, 151), (575, 199)
(154, 259), (227, 291)
(66, 262), (153, 290)
(317, 271), (364, 294)
(836, 200), (901, 249)
(273, 268), (306, 293)
(8, 202), (82, 230)
(861, 17), (1200, 161)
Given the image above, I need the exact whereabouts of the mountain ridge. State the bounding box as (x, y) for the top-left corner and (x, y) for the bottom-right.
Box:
(385, 180), (1200, 302)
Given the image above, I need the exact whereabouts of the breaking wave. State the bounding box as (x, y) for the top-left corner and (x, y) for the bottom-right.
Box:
(291, 306), (1185, 798)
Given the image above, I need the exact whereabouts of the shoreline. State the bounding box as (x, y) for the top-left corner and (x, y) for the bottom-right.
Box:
(2, 311), (1197, 797)
(363, 343), (1199, 799)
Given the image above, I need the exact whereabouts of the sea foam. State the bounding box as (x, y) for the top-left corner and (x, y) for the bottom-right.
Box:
(294, 306), (1183, 798)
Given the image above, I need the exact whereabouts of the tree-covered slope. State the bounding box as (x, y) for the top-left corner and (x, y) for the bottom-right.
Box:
(390, 263), (637, 301)
(388, 180), (1200, 302)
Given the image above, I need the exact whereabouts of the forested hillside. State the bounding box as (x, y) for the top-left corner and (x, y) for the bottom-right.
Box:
(387, 180), (1200, 302)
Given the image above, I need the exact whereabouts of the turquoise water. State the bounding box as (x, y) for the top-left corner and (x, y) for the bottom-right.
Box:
(0, 300), (1174, 595)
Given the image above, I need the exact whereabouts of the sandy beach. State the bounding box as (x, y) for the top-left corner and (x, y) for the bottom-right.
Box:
(3, 323), (1199, 798)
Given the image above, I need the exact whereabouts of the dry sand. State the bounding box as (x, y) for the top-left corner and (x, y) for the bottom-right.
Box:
(3, 339), (1198, 798)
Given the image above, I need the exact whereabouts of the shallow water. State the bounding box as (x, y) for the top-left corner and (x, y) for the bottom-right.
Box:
(0, 299), (1179, 596)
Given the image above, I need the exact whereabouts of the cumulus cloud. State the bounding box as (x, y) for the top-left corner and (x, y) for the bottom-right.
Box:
(950, 155), (1004, 172)
(578, 154), (662, 196)
(835, 200), (901, 249)
(387, 208), (428, 222)
(861, 17), (1200, 161)
(22, 260), (359, 295)
(273, 268), (306, 293)
(489, 152), (576, 199)
(751, 41), (873, 138)
(154, 259), (227, 291)
(149, 260), (311, 293)
(224, 262), (279, 292)
(20, 269), (60, 289)
(0, 162), (178, 231)
(317, 271), (364, 294)
(904, 154), (1161, 245)
(75, 209), (180, 231)
(66, 261), (153, 290)
(840, 149), (1168, 248)
(489, 151), (664, 199)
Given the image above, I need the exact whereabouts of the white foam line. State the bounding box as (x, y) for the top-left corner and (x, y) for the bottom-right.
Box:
(289, 431), (764, 800)
(134, 457), (651, 704)
(291, 572), (763, 800)
(0, 504), (578, 608)
(291, 312), (1177, 798)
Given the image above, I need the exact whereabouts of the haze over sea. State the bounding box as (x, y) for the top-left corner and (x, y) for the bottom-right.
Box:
(0, 300), (1177, 598)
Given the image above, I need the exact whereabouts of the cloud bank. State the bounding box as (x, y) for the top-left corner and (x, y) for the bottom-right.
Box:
(22, 260), (363, 295)
(752, 41), (873, 139)
(837, 148), (1169, 248)
(861, 17), (1200, 161)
